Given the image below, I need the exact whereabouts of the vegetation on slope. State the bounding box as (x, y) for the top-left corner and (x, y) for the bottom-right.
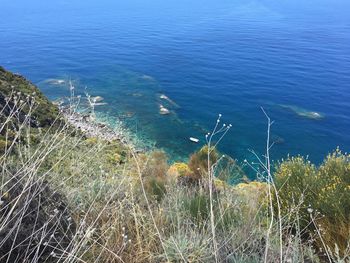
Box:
(0, 66), (62, 154)
(0, 67), (349, 262)
(275, 151), (350, 261)
(0, 66), (59, 127)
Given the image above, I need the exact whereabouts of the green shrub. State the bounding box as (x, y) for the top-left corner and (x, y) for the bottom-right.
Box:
(182, 189), (241, 230)
(188, 146), (219, 180)
(275, 149), (350, 257)
(274, 156), (317, 228)
(142, 151), (169, 202)
(183, 191), (211, 224)
(146, 176), (166, 202)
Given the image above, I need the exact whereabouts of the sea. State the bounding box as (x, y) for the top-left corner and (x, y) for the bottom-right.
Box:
(1, 0), (350, 173)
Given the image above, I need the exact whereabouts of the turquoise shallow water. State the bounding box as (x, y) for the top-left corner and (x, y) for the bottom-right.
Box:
(1, 0), (350, 171)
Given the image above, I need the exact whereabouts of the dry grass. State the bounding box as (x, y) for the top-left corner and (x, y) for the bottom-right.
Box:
(1, 93), (344, 263)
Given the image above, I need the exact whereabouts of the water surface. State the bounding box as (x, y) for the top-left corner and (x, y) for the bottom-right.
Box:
(1, 0), (350, 170)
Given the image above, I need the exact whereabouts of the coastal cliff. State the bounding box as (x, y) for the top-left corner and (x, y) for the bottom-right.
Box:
(0, 67), (349, 263)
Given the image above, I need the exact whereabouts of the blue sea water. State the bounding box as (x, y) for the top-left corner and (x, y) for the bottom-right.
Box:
(1, 0), (350, 170)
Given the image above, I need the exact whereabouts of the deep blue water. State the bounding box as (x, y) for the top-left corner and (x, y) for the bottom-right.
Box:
(1, 0), (350, 169)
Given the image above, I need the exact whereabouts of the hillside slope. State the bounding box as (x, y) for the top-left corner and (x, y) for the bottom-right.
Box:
(0, 66), (59, 128)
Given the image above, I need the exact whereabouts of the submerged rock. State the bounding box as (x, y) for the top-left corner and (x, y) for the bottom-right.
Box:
(271, 134), (285, 144)
(43, 78), (66, 85)
(140, 74), (154, 81)
(92, 96), (104, 102)
(131, 92), (143, 97)
(279, 104), (324, 120)
(159, 94), (180, 108)
(159, 104), (170, 115)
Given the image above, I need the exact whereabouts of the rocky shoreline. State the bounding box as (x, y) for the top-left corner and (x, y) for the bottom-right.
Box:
(61, 107), (133, 146)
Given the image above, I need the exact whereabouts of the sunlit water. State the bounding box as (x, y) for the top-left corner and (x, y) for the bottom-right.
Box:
(1, 0), (350, 175)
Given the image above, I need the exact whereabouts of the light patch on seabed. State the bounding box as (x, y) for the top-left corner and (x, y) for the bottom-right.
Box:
(279, 104), (324, 120)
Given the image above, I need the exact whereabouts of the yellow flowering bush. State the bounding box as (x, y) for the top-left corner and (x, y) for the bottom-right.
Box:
(167, 162), (191, 178)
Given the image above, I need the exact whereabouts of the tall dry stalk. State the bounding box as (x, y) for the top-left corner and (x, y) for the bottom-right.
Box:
(205, 114), (231, 262)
